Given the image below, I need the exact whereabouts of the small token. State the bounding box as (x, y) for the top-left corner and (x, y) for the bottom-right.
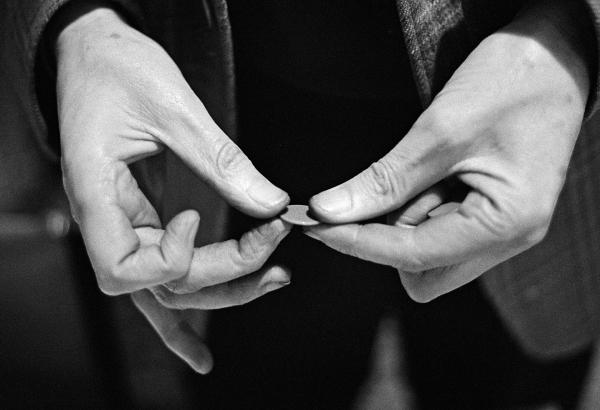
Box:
(280, 204), (320, 226)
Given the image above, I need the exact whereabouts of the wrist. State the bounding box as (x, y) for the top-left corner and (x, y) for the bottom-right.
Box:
(507, 0), (594, 102)
(489, 0), (593, 110)
(54, 3), (126, 62)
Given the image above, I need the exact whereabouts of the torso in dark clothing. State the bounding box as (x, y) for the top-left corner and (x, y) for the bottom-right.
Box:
(227, 0), (420, 201)
(199, 3), (591, 409)
(203, 3), (416, 408)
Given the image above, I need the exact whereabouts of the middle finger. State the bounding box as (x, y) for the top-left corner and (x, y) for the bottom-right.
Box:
(165, 218), (292, 294)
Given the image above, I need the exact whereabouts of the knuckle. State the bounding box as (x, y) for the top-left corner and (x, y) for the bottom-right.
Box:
(462, 192), (544, 248)
(513, 204), (552, 248)
(96, 260), (141, 296)
(498, 189), (554, 247)
(215, 141), (251, 180)
(524, 224), (550, 247)
(161, 249), (191, 277)
(365, 159), (402, 198)
(417, 104), (463, 139)
(235, 236), (269, 271)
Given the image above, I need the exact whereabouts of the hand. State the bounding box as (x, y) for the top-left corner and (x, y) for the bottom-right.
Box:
(56, 6), (291, 372)
(306, 1), (592, 302)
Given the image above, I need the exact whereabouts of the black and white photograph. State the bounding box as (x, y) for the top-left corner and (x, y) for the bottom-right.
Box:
(2, 0), (600, 408)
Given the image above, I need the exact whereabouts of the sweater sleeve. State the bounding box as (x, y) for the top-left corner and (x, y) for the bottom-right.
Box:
(0, 0), (143, 160)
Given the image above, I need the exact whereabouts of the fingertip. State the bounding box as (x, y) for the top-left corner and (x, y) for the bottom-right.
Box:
(308, 190), (352, 223)
(186, 209), (201, 224)
(192, 353), (214, 375)
(180, 209), (201, 228)
(266, 265), (292, 284)
(168, 210), (200, 242)
(246, 179), (290, 216)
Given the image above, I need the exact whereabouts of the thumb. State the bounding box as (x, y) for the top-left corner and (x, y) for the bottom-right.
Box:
(309, 123), (454, 223)
(163, 99), (289, 218)
(158, 210), (200, 273)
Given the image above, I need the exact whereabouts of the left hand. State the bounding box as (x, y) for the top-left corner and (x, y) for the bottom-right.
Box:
(54, 4), (292, 373)
(305, 1), (592, 302)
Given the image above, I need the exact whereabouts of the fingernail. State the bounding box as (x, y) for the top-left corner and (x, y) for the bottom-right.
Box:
(264, 281), (291, 293)
(303, 229), (319, 240)
(186, 213), (200, 242)
(427, 202), (460, 218)
(248, 180), (288, 209)
(311, 188), (351, 215)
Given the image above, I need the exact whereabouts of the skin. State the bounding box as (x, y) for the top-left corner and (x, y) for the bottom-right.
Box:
(56, 6), (293, 373)
(306, 0), (593, 303)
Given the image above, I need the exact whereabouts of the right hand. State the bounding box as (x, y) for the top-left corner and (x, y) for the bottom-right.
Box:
(56, 6), (291, 373)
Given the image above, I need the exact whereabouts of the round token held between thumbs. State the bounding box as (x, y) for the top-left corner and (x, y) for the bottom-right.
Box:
(280, 205), (320, 226)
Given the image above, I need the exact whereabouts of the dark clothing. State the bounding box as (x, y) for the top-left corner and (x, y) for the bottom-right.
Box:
(226, 0), (418, 200)
(200, 2), (420, 408)
(193, 2), (591, 408)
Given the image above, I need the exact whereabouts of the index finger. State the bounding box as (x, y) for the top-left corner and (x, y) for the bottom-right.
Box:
(305, 191), (515, 272)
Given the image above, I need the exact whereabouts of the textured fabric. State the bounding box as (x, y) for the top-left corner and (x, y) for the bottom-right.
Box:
(482, 118), (600, 358)
(395, 0), (471, 105)
(394, 0), (524, 106)
(0, 0), (142, 160)
(393, 0), (600, 357)
(227, 0), (409, 99)
(6, 0), (600, 358)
